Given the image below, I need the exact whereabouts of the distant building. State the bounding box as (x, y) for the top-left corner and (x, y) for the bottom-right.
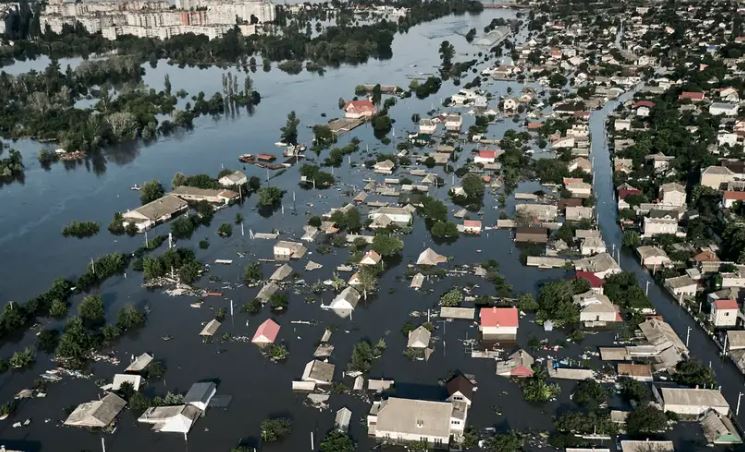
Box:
(40, 0), (276, 41)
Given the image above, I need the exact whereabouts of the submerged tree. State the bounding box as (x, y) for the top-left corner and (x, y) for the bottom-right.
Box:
(280, 111), (300, 145)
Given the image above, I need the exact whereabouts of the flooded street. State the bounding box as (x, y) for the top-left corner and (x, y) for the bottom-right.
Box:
(0, 6), (737, 452)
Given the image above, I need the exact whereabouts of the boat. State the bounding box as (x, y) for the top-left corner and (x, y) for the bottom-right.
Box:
(239, 153), (255, 163)
(130, 184), (141, 191)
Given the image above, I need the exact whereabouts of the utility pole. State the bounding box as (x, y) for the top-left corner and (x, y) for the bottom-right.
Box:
(645, 280), (649, 296)
(723, 334), (728, 357)
(686, 326), (691, 348)
(737, 392), (743, 416)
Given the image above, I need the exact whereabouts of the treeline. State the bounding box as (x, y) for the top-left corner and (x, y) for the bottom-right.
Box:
(0, 58), (261, 154)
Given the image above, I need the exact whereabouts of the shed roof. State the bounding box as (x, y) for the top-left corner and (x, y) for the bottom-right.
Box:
(199, 319), (221, 336)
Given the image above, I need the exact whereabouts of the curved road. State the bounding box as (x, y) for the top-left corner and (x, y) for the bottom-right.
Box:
(590, 90), (745, 426)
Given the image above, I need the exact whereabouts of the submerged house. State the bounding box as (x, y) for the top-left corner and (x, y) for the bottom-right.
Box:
(138, 405), (201, 434)
(302, 360), (335, 385)
(122, 195), (189, 232)
(496, 349), (534, 378)
(445, 373), (475, 407)
(572, 291), (621, 327)
(273, 241), (307, 259)
(171, 186), (238, 204)
(479, 307), (518, 339)
(64, 393), (127, 429)
(701, 409), (742, 445)
(514, 226), (549, 244)
(344, 99), (376, 119)
(328, 286), (361, 318)
(655, 386), (730, 416)
(252, 318), (280, 345)
(416, 248), (448, 266)
(407, 326), (431, 349)
(184, 382), (217, 412)
(367, 397), (466, 447)
(269, 263), (293, 282)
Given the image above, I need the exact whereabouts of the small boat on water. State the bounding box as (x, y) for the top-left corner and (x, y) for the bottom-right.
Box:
(130, 184), (141, 191)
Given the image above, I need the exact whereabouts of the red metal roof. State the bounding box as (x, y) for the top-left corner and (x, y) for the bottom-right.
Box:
(464, 220), (482, 228)
(724, 191), (745, 201)
(575, 270), (605, 288)
(714, 299), (738, 310)
(634, 100), (656, 108)
(478, 150), (498, 159)
(678, 91), (705, 101)
(511, 365), (534, 378)
(252, 318), (280, 343)
(618, 188), (642, 199)
(345, 100), (376, 113)
(480, 306), (519, 328)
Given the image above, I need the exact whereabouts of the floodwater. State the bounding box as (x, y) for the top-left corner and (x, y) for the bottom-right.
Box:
(0, 8), (734, 452)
